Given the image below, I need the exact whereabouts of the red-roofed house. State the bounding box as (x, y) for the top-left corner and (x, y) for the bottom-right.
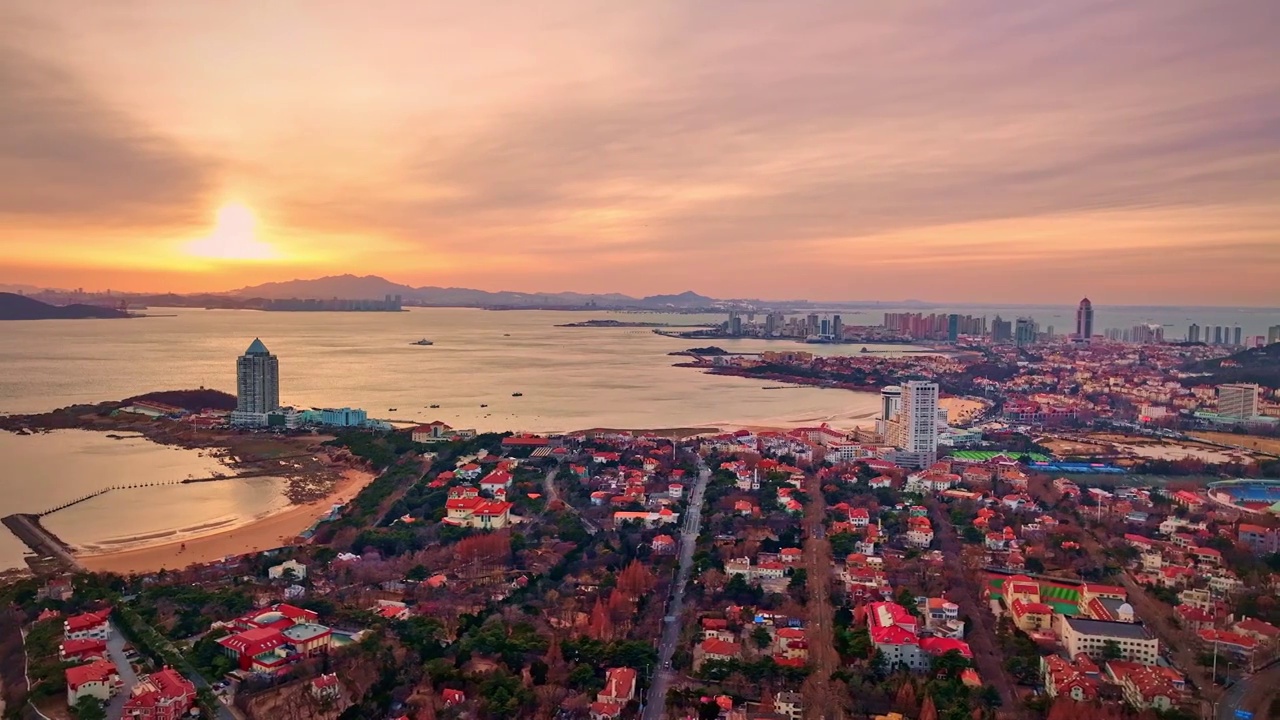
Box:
(65, 609), (111, 641)
(66, 659), (121, 706)
(479, 469), (513, 494)
(1040, 655), (1100, 702)
(442, 688), (466, 706)
(411, 421), (454, 443)
(1233, 617), (1280, 645)
(696, 639), (740, 669)
(121, 667), (197, 720)
(651, 534), (677, 554)
(310, 673), (341, 701)
(1198, 629), (1258, 660)
(1105, 661), (1186, 711)
(60, 637), (107, 662)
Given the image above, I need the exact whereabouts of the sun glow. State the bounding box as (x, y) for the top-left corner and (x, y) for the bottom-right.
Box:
(184, 203), (280, 261)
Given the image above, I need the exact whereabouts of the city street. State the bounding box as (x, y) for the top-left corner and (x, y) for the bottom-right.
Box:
(104, 623), (140, 719)
(641, 458), (711, 720)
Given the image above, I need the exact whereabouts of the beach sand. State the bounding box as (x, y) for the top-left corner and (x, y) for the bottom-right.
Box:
(939, 397), (987, 424)
(78, 468), (376, 575)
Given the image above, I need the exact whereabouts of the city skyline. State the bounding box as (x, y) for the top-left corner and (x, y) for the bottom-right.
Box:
(2, 2), (1279, 304)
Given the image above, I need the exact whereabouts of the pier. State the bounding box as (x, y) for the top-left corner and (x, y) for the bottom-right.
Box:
(2, 470), (285, 574)
(1, 514), (82, 572)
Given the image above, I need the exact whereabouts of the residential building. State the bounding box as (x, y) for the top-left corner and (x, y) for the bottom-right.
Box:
(310, 674), (341, 701)
(443, 486), (513, 529)
(1015, 317), (1038, 348)
(233, 338), (280, 424)
(121, 667), (197, 720)
(1239, 524), (1280, 555)
(64, 609), (111, 642)
(1040, 654), (1100, 702)
(1217, 383), (1260, 419)
(1057, 617), (1159, 665)
(267, 559), (307, 580)
(316, 407), (367, 427)
(66, 659), (121, 707)
(890, 381), (939, 468)
(60, 638), (107, 662)
(590, 667), (638, 719)
(1105, 661), (1186, 711)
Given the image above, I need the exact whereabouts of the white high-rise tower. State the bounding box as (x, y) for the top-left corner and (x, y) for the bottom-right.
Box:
(236, 338), (280, 414)
(897, 381), (939, 467)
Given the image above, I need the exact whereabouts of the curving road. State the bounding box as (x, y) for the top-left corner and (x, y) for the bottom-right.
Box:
(641, 459), (711, 720)
(1216, 663), (1280, 720)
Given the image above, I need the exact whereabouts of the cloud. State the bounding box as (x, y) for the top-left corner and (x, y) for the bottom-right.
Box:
(0, 37), (215, 226)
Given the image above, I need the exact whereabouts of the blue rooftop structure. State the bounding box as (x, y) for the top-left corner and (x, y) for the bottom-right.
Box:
(245, 338), (271, 355)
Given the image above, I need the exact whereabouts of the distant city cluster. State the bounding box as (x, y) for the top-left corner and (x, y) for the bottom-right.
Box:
(709, 298), (1279, 351)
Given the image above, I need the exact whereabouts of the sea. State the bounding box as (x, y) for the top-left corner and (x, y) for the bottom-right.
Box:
(0, 303), (1273, 571)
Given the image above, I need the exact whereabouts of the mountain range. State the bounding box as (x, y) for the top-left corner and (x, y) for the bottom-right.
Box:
(0, 293), (130, 321)
(229, 274), (720, 309)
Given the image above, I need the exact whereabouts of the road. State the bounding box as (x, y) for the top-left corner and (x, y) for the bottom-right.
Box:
(641, 459), (711, 720)
(105, 622), (142, 718)
(543, 465), (598, 534)
(1216, 663), (1280, 720)
(801, 472), (844, 720)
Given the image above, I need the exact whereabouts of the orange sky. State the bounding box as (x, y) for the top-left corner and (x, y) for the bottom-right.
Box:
(1, 2), (1278, 304)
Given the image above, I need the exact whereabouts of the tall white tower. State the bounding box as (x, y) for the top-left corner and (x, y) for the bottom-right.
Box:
(236, 338), (280, 414)
(898, 381), (939, 467)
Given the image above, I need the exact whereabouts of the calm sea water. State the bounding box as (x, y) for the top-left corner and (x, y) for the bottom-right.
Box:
(0, 307), (909, 569)
(0, 430), (287, 570)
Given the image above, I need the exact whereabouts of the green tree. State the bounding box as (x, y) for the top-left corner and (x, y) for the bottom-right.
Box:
(71, 696), (107, 720)
(752, 625), (772, 649)
(1100, 640), (1123, 661)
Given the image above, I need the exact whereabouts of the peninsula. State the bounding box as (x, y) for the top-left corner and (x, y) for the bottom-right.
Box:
(0, 292), (131, 321)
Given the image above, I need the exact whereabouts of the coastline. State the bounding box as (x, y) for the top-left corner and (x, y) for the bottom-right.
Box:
(78, 468), (375, 575)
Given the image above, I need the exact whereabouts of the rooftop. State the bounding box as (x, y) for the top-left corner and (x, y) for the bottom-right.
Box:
(1063, 616), (1154, 640)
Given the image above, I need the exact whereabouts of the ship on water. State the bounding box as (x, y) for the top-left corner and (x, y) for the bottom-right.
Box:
(411, 338), (434, 346)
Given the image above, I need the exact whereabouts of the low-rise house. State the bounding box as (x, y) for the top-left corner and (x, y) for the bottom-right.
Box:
(121, 667), (197, 720)
(310, 674), (341, 701)
(651, 534), (677, 554)
(442, 688), (466, 706)
(64, 609), (111, 642)
(1197, 629), (1258, 661)
(1041, 654), (1100, 702)
(1105, 661), (1186, 711)
(1232, 617), (1280, 646)
(589, 667), (638, 719)
(268, 559), (307, 580)
(60, 638), (107, 663)
(66, 659), (121, 707)
(443, 486), (513, 529)
(696, 638), (741, 669)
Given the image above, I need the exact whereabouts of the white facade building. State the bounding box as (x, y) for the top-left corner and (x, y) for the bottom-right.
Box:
(1217, 383), (1260, 420)
(890, 381), (939, 468)
(236, 338), (280, 415)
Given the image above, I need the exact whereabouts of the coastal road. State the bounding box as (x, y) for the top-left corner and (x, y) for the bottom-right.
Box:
(641, 458), (710, 720)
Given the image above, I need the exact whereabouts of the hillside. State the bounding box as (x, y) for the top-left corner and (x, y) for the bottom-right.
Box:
(0, 293), (129, 321)
(229, 274), (719, 309)
(123, 389), (237, 412)
(1182, 343), (1280, 389)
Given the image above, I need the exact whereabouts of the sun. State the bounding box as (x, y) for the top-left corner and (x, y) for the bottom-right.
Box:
(184, 202), (280, 261)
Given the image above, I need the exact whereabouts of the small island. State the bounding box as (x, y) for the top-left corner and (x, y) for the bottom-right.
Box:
(669, 346), (729, 357)
(0, 292), (132, 321)
(556, 319), (675, 328)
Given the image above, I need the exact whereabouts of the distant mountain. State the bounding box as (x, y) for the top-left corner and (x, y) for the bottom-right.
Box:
(230, 274), (719, 309)
(1182, 342), (1280, 389)
(0, 293), (130, 320)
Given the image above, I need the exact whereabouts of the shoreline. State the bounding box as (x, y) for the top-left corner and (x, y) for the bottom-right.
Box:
(77, 468), (376, 575)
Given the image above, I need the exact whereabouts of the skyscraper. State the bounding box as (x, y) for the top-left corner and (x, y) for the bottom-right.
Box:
(991, 315), (1012, 343)
(947, 314), (959, 342)
(1076, 298), (1094, 341)
(896, 381), (939, 467)
(1217, 383), (1260, 419)
(1269, 325), (1280, 345)
(1015, 317), (1038, 348)
(831, 315), (843, 341)
(1214, 326), (1224, 345)
(1188, 324), (1200, 343)
(236, 338), (280, 414)
(1233, 327), (1243, 347)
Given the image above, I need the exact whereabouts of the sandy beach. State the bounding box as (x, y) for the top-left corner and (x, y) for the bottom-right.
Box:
(78, 468), (376, 575)
(939, 397), (987, 424)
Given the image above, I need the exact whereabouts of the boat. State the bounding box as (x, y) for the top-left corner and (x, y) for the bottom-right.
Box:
(512, 392), (523, 397)
(411, 338), (434, 346)
(429, 404), (440, 409)
(480, 404), (488, 408)
(389, 408), (397, 412)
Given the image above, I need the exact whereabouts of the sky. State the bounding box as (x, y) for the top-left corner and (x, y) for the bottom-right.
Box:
(1, 1), (1278, 305)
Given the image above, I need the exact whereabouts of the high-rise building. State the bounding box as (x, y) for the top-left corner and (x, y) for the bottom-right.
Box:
(1269, 325), (1280, 345)
(895, 381), (939, 467)
(1233, 327), (1243, 347)
(990, 315), (1012, 343)
(1217, 383), (1260, 420)
(1214, 326), (1224, 345)
(1015, 317), (1038, 348)
(806, 313), (820, 337)
(236, 338), (280, 415)
(832, 314), (843, 341)
(877, 385), (903, 439)
(1076, 298), (1094, 341)
(1188, 324), (1200, 343)
(727, 311), (742, 337)
(820, 317), (831, 337)
(947, 314), (959, 342)
(764, 312), (782, 336)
